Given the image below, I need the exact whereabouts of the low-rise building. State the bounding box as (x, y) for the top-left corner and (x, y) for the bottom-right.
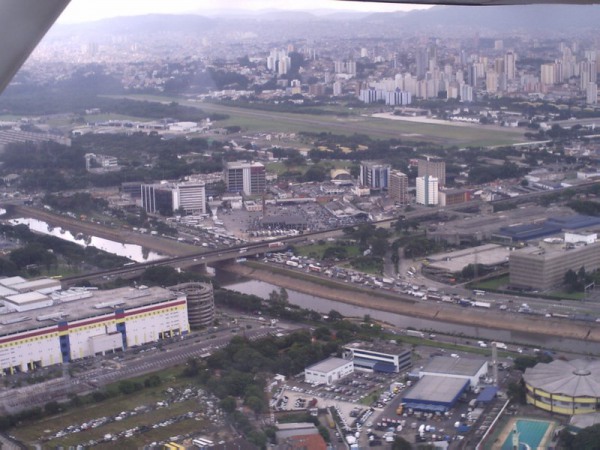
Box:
(304, 357), (354, 385)
(343, 341), (412, 373)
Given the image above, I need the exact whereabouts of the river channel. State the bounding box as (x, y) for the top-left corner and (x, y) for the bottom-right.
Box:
(219, 274), (600, 356)
(8, 217), (599, 355)
(9, 217), (164, 263)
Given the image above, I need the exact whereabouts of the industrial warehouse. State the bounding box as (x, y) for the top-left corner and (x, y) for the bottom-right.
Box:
(523, 359), (600, 415)
(0, 278), (197, 375)
(401, 356), (489, 412)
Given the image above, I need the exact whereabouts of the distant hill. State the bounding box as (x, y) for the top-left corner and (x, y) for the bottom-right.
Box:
(47, 5), (600, 40)
(362, 4), (600, 33)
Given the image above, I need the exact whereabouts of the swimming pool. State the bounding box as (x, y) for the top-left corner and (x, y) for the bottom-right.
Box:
(501, 419), (552, 450)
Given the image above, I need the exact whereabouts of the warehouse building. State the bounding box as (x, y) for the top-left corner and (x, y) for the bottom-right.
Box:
(420, 356), (488, 387)
(0, 284), (189, 375)
(343, 341), (412, 373)
(402, 375), (470, 413)
(524, 359), (600, 415)
(304, 357), (354, 386)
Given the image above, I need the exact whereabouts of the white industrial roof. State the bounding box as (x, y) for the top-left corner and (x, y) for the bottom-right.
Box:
(306, 357), (351, 374)
(524, 359), (600, 398)
(0, 286), (17, 297)
(5, 291), (49, 305)
(0, 276), (26, 287)
(422, 356), (487, 377)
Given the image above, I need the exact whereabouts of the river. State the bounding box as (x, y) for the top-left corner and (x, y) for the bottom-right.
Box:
(8, 216), (598, 355)
(9, 217), (164, 263)
(220, 275), (600, 356)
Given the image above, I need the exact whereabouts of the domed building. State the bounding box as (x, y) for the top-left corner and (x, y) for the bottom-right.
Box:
(170, 282), (214, 329)
(523, 359), (600, 415)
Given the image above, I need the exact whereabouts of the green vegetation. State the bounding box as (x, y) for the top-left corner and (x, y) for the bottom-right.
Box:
(121, 94), (525, 147)
(0, 223), (129, 277)
(471, 274), (510, 291)
(296, 240), (361, 261)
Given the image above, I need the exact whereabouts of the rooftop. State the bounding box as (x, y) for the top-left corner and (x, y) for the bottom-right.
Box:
(345, 340), (410, 356)
(0, 286), (180, 337)
(305, 357), (352, 374)
(402, 375), (469, 406)
(421, 356), (487, 377)
(426, 243), (509, 273)
(524, 359), (600, 398)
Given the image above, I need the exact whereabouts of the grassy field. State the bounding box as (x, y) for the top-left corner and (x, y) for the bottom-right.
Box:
(472, 275), (510, 290)
(295, 242), (361, 260)
(113, 94), (526, 148)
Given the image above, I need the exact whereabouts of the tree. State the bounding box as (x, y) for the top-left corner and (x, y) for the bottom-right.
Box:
(244, 395), (265, 415)
(392, 436), (413, 450)
(220, 396), (236, 413)
(506, 380), (527, 404)
(571, 424), (600, 449)
(327, 310), (343, 321)
(44, 401), (62, 415)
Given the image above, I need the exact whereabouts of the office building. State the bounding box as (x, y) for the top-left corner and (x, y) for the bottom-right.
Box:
(389, 170), (409, 205)
(439, 189), (471, 207)
(360, 161), (390, 190)
(173, 182), (206, 215)
(224, 161), (266, 196)
(142, 181), (206, 215)
(343, 341), (411, 373)
(141, 183), (175, 214)
(418, 156), (446, 186)
(0, 285), (189, 374)
(416, 176), (439, 206)
(509, 234), (600, 290)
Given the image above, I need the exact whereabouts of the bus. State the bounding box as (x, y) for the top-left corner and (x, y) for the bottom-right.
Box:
(473, 289), (486, 296)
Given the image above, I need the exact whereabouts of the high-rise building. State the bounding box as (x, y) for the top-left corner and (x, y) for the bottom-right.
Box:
(173, 182), (206, 215)
(587, 82), (598, 105)
(504, 51), (517, 80)
(334, 60), (356, 76)
(418, 156), (446, 187)
(416, 176), (439, 206)
(141, 184), (175, 214)
(333, 81), (343, 96)
(486, 70), (498, 93)
(580, 60), (597, 90)
(224, 161), (266, 196)
(267, 49), (291, 75)
(460, 83), (473, 102)
(389, 170), (409, 205)
(360, 161), (390, 190)
(540, 63), (556, 86)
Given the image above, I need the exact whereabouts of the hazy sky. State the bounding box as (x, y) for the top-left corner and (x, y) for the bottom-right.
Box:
(58, 0), (431, 23)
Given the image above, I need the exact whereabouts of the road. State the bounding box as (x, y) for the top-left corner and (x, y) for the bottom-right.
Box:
(0, 324), (298, 414)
